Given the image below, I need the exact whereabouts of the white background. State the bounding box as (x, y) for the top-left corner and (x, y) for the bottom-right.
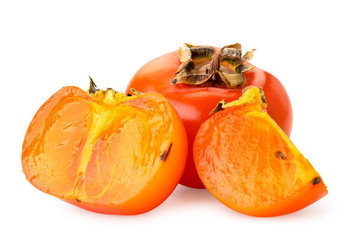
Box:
(1, 0), (348, 239)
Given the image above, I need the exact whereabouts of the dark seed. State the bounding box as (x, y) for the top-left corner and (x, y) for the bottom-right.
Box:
(274, 151), (287, 160)
(160, 143), (172, 161)
(171, 79), (177, 84)
(312, 177), (321, 185)
(75, 198), (81, 203)
(126, 93), (132, 96)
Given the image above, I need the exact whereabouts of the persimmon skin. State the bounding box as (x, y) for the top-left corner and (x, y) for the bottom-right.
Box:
(126, 48), (293, 189)
(22, 86), (187, 215)
(193, 87), (327, 217)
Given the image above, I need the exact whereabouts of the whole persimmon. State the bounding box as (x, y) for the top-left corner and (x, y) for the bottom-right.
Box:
(126, 43), (293, 188)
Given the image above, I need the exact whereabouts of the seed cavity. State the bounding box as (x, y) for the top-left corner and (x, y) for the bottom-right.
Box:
(160, 143), (172, 161)
(312, 177), (321, 185)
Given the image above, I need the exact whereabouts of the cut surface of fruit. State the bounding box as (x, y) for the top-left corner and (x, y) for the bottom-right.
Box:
(193, 87), (327, 217)
(22, 82), (187, 215)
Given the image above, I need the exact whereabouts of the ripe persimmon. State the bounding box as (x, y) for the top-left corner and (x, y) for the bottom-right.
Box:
(126, 43), (292, 188)
(193, 87), (327, 217)
(22, 79), (187, 215)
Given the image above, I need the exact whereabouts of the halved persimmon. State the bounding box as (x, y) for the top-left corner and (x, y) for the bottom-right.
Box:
(193, 87), (327, 217)
(22, 79), (187, 215)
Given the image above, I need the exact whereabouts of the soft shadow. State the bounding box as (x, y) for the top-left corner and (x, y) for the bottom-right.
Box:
(169, 185), (218, 205)
(276, 201), (331, 221)
(60, 185), (331, 220)
(155, 185), (226, 214)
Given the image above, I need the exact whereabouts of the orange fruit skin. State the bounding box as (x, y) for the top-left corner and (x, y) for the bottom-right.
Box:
(193, 87), (327, 217)
(22, 86), (187, 215)
(126, 48), (293, 189)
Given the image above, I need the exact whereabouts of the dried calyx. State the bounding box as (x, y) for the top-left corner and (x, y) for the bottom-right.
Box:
(173, 43), (255, 88)
(87, 77), (141, 104)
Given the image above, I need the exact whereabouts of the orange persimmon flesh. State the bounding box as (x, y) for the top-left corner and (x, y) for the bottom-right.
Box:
(22, 84), (187, 215)
(193, 87), (327, 217)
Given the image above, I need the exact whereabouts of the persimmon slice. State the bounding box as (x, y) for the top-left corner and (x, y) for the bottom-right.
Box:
(22, 81), (187, 215)
(193, 87), (327, 217)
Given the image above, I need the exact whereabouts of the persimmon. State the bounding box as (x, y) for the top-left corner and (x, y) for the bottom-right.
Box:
(22, 79), (187, 215)
(126, 43), (293, 188)
(193, 87), (327, 217)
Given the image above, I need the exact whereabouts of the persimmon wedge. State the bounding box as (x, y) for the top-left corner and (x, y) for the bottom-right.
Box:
(22, 80), (187, 215)
(193, 87), (327, 217)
